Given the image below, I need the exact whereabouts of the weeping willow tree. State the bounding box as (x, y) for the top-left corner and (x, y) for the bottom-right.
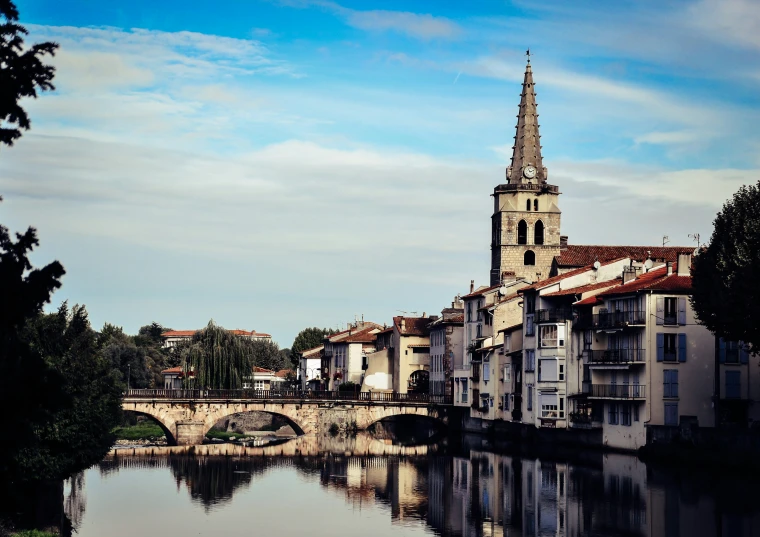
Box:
(178, 321), (253, 389)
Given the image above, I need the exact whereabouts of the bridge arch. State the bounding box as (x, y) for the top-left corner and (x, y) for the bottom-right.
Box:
(353, 405), (448, 431)
(122, 401), (315, 445)
(123, 409), (178, 445)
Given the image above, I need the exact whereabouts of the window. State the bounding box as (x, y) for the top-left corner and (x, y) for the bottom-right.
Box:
(527, 385), (533, 411)
(501, 394), (510, 411)
(664, 402), (678, 426)
(484, 361), (491, 382)
(658, 333), (678, 362)
(518, 220), (528, 244)
(526, 199), (531, 211)
(559, 364), (565, 381)
(254, 380), (265, 390)
(461, 379), (469, 404)
(633, 404), (640, 422)
(467, 301), (472, 321)
(621, 404), (632, 426)
(540, 324), (565, 348)
(534, 220), (544, 245)
(524, 250), (536, 265)
(726, 340), (740, 364)
(504, 334), (511, 352)
(534, 199), (538, 211)
(526, 314), (535, 336)
(504, 366), (511, 382)
(540, 393), (559, 418)
(583, 330), (592, 349)
(526, 295), (536, 314)
(525, 350), (536, 372)
(664, 297), (677, 325)
(663, 370), (679, 398)
(538, 359), (558, 382)
(608, 403), (619, 425)
(725, 371), (741, 399)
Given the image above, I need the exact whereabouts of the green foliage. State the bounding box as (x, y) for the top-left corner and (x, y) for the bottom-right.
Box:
(133, 322), (169, 348)
(11, 530), (58, 537)
(102, 342), (150, 388)
(691, 181), (760, 353)
(338, 381), (358, 391)
(250, 338), (284, 371)
(178, 321), (258, 389)
(20, 303), (123, 482)
(291, 327), (336, 360)
(204, 429), (253, 440)
(112, 422), (165, 441)
(0, 199), (65, 486)
(0, 0), (58, 147)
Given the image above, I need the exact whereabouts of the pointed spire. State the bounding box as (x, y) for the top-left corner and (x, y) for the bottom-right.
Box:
(506, 60), (546, 184)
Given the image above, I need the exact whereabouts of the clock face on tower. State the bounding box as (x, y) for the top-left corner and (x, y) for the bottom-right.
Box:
(523, 165), (537, 179)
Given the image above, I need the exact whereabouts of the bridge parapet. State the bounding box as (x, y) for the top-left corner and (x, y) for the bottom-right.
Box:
(124, 389), (452, 405)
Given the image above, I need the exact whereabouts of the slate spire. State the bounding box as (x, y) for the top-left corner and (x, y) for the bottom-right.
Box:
(506, 60), (547, 184)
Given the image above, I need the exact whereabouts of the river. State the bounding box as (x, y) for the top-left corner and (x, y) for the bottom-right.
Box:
(58, 433), (760, 537)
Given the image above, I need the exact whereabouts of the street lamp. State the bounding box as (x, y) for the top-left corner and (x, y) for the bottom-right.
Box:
(127, 364), (131, 392)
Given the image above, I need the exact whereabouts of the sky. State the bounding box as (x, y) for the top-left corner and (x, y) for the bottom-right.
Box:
(2, 0), (760, 347)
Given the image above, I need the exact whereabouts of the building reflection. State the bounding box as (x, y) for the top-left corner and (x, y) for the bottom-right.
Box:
(96, 445), (760, 537)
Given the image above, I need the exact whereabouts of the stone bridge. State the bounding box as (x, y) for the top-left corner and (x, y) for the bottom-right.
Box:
(122, 389), (452, 445)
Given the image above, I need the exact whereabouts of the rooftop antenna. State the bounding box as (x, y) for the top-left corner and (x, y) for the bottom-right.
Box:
(688, 233), (700, 246)
(662, 235), (670, 247)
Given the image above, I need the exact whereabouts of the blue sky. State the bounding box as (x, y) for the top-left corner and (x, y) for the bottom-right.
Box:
(3, 0), (760, 346)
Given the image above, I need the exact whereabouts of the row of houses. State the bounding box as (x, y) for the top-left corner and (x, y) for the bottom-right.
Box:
(300, 59), (759, 451)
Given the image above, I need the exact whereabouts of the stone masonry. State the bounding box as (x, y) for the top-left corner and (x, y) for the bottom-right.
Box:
(123, 399), (449, 446)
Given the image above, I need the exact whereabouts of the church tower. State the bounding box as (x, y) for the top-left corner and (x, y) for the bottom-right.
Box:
(490, 58), (561, 285)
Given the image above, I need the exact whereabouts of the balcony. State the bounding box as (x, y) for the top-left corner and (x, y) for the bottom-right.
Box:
(587, 349), (646, 365)
(536, 308), (573, 323)
(590, 384), (646, 399)
(574, 311), (646, 330)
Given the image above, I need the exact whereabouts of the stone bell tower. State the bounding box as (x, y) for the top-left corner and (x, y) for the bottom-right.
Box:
(489, 57), (561, 285)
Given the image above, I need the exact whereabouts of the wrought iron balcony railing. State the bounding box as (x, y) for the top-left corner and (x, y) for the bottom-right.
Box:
(573, 311), (646, 330)
(586, 349), (646, 365)
(536, 308), (574, 323)
(590, 384), (646, 399)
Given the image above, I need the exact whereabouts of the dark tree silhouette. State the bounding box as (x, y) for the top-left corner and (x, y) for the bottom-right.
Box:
(291, 327), (336, 361)
(0, 0), (58, 147)
(691, 181), (760, 353)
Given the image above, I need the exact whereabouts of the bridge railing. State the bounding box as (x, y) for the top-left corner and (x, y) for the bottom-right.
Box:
(124, 389), (452, 405)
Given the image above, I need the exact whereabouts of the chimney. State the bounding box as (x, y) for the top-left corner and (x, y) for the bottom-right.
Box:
(400, 318), (406, 331)
(622, 266), (637, 284)
(560, 235), (568, 250)
(677, 253), (691, 276)
(470, 280), (475, 294)
(452, 295), (464, 310)
(422, 311), (426, 318)
(666, 262), (673, 276)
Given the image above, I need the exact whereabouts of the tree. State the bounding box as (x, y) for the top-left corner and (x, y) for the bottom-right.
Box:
(178, 321), (255, 389)
(102, 342), (150, 389)
(691, 181), (760, 353)
(0, 199), (65, 485)
(21, 303), (123, 481)
(250, 339), (284, 371)
(134, 321), (169, 348)
(291, 327), (336, 362)
(0, 0), (58, 147)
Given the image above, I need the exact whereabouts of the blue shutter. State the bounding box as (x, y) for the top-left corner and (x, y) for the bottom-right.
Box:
(677, 298), (687, 325)
(656, 333), (665, 362)
(719, 338), (727, 364)
(672, 370), (678, 398)
(656, 298), (664, 325)
(678, 333), (687, 362)
(663, 370), (670, 398)
(740, 342), (749, 364)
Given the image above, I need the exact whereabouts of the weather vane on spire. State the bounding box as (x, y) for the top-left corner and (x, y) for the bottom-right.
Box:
(526, 48), (531, 63)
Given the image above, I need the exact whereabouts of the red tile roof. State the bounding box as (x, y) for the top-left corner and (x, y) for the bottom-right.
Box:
(595, 266), (692, 297)
(555, 245), (693, 269)
(521, 264), (595, 292)
(462, 283), (501, 299)
(161, 366), (182, 375)
(275, 369), (294, 378)
(573, 295), (602, 307)
(541, 278), (622, 298)
(253, 367), (274, 374)
(393, 316), (433, 336)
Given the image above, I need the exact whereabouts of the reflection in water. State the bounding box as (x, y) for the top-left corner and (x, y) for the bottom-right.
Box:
(67, 435), (760, 537)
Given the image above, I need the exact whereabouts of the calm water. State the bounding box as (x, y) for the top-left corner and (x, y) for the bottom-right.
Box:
(60, 434), (760, 537)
